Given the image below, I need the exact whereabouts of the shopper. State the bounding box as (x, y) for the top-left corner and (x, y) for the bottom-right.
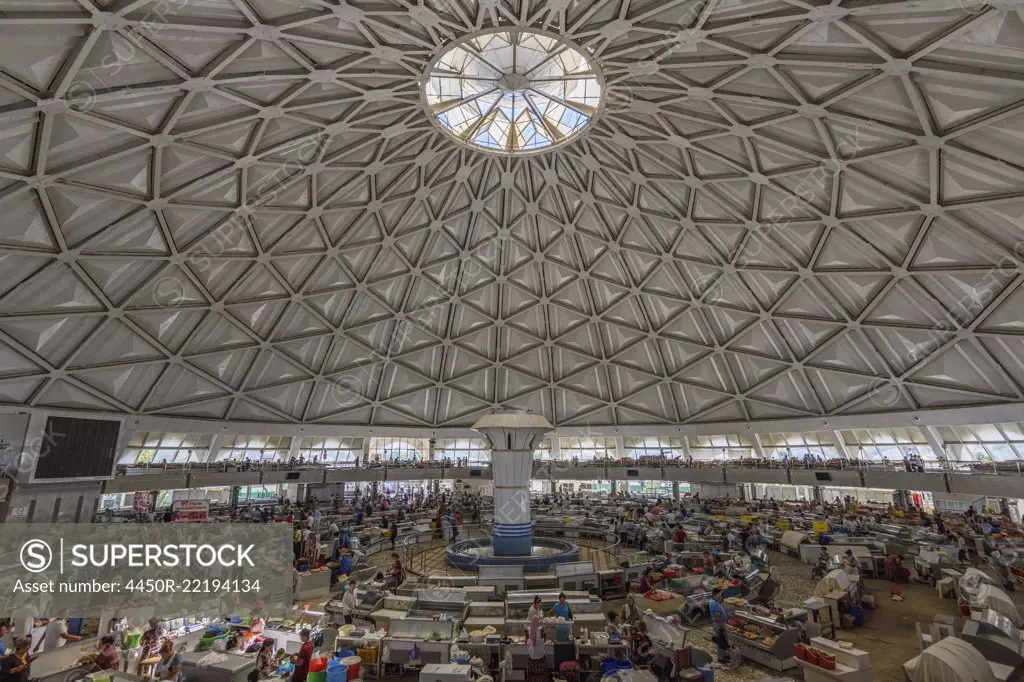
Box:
(34, 618), (80, 654)
(958, 535), (970, 565)
(526, 597), (547, 682)
(620, 594), (640, 626)
(709, 589), (729, 665)
(95, 636), (119, 671)
(631, 621), (655, 667)
(388, 553), (406, 589)
(138, 618), (164, 676)
(0, 637), (32, 682)
(154, 641), (183, 682)
(290, 629), (313, 682)
(341, 580), (359, 625)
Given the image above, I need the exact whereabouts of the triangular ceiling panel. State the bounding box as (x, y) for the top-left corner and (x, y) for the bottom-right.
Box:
(0, 1), (1019, 427)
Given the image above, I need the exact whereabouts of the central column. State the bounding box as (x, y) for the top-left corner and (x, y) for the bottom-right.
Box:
(472, 411), (553, 557)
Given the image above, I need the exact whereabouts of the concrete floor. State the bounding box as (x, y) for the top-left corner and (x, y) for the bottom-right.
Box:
(374, 546), (1023, 681)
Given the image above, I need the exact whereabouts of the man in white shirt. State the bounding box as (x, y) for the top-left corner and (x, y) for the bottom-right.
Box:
(35, 619), (79, 653)
(664, 511), (677, 526)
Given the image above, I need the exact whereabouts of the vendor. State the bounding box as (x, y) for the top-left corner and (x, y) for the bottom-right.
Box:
(35, 618), (80, 654)
(249, 638), (277, 682)
(843, 549), (859, 574)
(290, 629), (313, 682)
(816, 546), (830, 575)
(637, 568), (654, 594)
(549, 592), (573, 620)
(605, 612), (622, 639)
(709, 589), (729, 665)
(154, 641), (183, 682)
(715, 554), (736, 579)
(0, 637), (32, 682)
(702, 551), (714, 573)
(671, 527), (687, 544)
(340, 580), (358, 625)
(95, 636), (119, 671)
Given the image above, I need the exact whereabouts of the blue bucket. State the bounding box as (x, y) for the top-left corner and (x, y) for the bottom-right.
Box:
(700, 664), (714, 682)
(326, 666), (347, 682)
(336, 650), (355, 659)
(849, 605), (864, 626)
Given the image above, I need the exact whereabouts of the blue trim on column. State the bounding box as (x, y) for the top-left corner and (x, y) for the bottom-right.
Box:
(493, 522), (532, 537)
(493, 532), (533, 556)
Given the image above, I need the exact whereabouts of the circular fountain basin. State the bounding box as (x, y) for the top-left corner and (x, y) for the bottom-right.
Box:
(446, 537), (580, 572)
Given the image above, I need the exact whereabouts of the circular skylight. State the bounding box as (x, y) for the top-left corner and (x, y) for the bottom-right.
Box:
(423, 30), (602, 154)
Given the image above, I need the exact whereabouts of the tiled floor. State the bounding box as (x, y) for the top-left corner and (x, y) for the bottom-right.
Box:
(371, 541), (1024, 681)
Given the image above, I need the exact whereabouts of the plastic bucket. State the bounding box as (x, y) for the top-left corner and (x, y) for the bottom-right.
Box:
(341, 655), (361, 680)
(849, 605), (864, 626)
(336, 650), (355, 659)
(326, 666), (347, 682)
(601, 660), (619, 675)
(699, 665), (714, 682)
(308, 671), (327, 682)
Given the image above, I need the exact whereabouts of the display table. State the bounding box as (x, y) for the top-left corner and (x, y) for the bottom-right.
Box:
(797, 637), (871, 682)
(635, 590), (685, 615)
(295, 571), (331, 600)
(419, 663), (470, 682)
(178, 651), (255, 682)
(725, 610), (799, 672)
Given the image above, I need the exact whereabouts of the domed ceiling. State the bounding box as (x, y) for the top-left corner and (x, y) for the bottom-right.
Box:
(2, 0), (1024, 428)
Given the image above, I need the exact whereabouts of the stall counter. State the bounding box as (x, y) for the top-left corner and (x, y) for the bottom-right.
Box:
(178, 650), (255, 682)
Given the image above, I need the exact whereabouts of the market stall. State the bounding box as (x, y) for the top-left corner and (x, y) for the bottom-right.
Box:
(796, 636), (872, 682)
(381, 618), (457, 667)
(478, 565), (524, 596)
(294, 568), (332, 601)
(265, 609), (326, 654)
(724, 609), (800, 672)
(178, 651), (254, 682)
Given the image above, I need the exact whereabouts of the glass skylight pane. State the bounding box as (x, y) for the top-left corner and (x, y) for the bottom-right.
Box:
(425, 29), (600, 154)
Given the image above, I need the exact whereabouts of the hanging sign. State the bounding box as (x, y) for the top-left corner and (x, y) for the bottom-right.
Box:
(172, 499), (209, 522)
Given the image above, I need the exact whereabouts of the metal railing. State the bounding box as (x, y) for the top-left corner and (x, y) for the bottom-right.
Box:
(533, 458), (1024, 475)
(396, 522), (625, 579)
(116, 459), (492, 476)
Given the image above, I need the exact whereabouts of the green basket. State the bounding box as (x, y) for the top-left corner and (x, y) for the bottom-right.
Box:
(200, 633), (228, 648)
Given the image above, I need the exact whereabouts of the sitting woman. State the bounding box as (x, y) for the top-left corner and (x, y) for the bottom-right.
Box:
(605, 611), (622, 640)
(94, 636), (119, 671)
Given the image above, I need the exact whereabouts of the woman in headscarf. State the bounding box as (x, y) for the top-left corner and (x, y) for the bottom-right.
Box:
(526, 597), (547, 682)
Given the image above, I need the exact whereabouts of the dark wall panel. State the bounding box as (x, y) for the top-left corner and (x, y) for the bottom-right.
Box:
(34, 417), (120, 479)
